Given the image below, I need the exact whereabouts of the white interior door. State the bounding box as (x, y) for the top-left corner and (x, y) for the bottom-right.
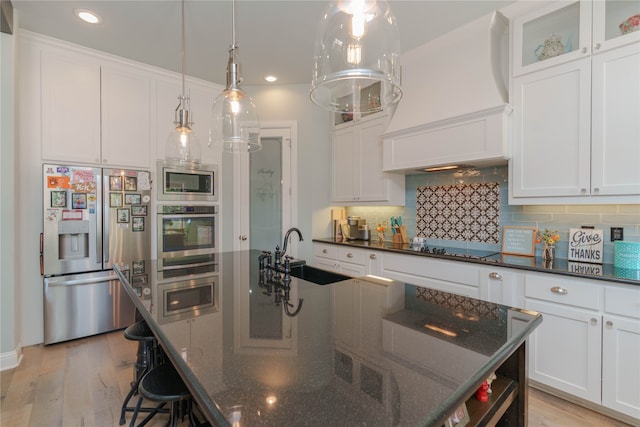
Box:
(233, 123), (297, 255)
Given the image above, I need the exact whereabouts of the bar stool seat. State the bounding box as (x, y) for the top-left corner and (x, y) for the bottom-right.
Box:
(120, 320), (163, 426)
(133, 362), (199, 427)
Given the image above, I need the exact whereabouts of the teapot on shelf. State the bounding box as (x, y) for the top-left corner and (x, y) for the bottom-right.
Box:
(535, 34), (572, 61)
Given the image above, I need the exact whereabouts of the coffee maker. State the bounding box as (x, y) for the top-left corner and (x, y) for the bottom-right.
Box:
(345, 216), (370, 241)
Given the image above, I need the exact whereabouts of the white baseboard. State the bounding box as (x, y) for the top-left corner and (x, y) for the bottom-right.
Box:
(0, 343), (23, 371)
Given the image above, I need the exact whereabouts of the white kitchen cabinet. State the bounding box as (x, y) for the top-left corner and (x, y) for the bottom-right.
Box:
(313, 243), (365, 276)
(332, 115), (405, 205)
(381, 252), (480, 298)
(479, 266), (523, 306)
(34, 36), (152, 169)
(333, 277), (403, 362)
(602, 286), (640, 420)
(510, 1), (640, 203)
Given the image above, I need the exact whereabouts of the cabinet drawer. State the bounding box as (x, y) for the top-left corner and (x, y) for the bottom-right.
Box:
(314, 244), (337, 259)
(604, 286), (640, 319)
(524, 273), (600, 310)
(337, 247), (364, 265)
(383, 253), (479, 286)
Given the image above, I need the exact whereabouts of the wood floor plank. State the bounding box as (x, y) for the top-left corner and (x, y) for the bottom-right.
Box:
(2, 330), (636, 427)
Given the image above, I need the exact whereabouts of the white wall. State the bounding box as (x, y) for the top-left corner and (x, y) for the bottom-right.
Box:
(1, 29), (21, 367)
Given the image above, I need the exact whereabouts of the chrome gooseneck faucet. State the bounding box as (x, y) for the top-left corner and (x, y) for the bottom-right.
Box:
(281, 227), (304, 257)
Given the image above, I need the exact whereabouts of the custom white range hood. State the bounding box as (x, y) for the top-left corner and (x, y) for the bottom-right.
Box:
(383, 11), (512, 172)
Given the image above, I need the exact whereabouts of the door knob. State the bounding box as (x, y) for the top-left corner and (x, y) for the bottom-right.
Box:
(239, 235), (248, 241)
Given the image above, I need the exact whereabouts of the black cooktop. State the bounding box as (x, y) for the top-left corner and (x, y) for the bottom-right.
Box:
(402, 244), (502, 262)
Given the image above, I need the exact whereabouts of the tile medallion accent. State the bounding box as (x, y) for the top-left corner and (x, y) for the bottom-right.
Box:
(416, 182), (500, 243)
(416, 287), (501, 319)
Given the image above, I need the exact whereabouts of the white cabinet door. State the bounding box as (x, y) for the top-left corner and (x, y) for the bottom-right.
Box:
(41, 49), (101, 164)
(332, 126), (357, 202)
(591, 43), (640, 196)
(101, 64), (152, 169)
(511, 58), (592, 198)
(357, 118), (388, 201)
(525, 299), (602, 403)
(479, 266), (522, 306)
(602, 315), (640, 419)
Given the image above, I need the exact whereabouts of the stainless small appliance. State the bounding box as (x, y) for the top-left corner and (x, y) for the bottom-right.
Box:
(346, 216), (370, 241)
(157, 205), (217, 270)
(157, 160), (218, 202)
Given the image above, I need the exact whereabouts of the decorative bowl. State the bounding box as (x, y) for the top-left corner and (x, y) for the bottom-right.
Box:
(619, 14), (640, 35)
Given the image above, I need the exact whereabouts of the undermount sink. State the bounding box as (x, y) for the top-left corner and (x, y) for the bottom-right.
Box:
(289, 265), (351, 285)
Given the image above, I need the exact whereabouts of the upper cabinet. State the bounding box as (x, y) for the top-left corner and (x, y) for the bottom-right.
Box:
(332, 114), (405, 205)
(35, 38), (152, 169)
(509, 1), (640, 204)
(333, 81), (384, 127)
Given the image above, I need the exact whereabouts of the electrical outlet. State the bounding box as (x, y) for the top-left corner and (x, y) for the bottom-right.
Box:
(611, 227), (624, 242)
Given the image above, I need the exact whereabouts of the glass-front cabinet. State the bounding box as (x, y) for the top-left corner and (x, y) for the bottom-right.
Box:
(512, 0), (640, 76)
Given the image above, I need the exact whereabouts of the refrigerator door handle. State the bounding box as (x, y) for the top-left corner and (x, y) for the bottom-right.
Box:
(40, 233), (44, 275)
(46, 274), (120, 287)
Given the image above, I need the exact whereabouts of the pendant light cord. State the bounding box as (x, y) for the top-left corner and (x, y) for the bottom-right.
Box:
(231, 0), (237, 50)
(181, 0), (186, 98)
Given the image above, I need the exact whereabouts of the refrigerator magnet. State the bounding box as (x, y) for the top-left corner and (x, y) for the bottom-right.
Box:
(132, 217), (144, 232)
(71, 193), (87, 209)
(51, 191), (67, 207)
(124, 176), (137, 191)
(125, 193), (141, 205)
(109, 176), (123, 191)
(110, 193), (123, 207)
(117, 208), (130, 223)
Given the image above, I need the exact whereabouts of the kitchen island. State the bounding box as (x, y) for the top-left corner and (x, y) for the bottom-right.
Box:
(115, 250), (542, 426)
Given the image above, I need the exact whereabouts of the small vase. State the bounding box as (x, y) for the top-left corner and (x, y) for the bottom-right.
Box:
(377, 232), (385, 245)
(542, 244), (556, 261)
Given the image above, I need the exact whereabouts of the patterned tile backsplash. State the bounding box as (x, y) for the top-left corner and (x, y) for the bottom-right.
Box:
(416, 182), (500, 243)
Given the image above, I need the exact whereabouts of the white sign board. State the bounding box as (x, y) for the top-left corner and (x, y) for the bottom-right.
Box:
(568, 228), (604, 264)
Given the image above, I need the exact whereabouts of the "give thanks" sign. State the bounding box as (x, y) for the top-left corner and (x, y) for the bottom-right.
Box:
(568, 228), (604, 264)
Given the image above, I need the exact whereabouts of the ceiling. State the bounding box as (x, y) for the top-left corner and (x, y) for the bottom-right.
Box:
(13, 0), (515, 87)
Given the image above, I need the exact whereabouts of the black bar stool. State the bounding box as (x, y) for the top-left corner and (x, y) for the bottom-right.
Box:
(120, 320), (164, 426)
(132, 362), (199, 427)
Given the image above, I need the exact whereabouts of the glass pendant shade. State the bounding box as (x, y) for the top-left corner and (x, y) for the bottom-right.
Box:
(166, 99), (202, 166)
(209, 1), (261, 153)
(310, 0), (402, 114)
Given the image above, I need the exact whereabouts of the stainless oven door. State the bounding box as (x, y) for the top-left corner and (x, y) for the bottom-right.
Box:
(157, 212), (217, 269)
(158, 275), (218, 324)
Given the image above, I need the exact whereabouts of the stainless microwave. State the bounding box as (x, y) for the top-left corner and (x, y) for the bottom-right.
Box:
(157, 161), (218, 202)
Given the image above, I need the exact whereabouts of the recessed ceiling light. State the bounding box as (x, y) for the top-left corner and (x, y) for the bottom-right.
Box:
(74, 9), (102, 24)
(264, 75), (278, 83)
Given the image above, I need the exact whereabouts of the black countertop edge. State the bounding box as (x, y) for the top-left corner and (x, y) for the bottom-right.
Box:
(312, 238), (640, 287)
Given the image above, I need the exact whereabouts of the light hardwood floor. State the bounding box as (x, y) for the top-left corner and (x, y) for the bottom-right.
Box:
(0, 330), (634, 427)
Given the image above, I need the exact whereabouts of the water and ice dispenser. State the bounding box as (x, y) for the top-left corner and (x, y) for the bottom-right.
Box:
(57, 220), (90, 260)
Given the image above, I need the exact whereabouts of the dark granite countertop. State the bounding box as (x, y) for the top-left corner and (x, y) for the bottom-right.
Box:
(115, 250), (542, 427)
(312, 238), (640, 286)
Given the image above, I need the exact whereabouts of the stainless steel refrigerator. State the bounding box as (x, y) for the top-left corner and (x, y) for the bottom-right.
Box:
(42, 164), (152, 344)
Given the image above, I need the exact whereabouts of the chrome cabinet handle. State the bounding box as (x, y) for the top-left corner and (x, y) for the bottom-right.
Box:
(322, 249), (328, 254)
(347, 253), (353, 258)
(369, 254), (377, 259)
(606, 320), (613, 327)
(590, 318), (598, 325)
(550, 286), (568, 295)
(594, 43), (601, 50)
(580, 188), (587, 193)
(593, 187), (600, 193)
(488, 272), (502, 280)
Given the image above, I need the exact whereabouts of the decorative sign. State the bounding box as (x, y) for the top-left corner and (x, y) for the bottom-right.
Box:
(501, 226), (536, 256)
(568, 228), (604, 264)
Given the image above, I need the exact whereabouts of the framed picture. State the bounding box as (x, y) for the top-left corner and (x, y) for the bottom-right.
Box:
(124, 176), (137, 191)
(109, 176), (123, 191)
(131, 205), (148, 216)
(132, 260), (145, 275)
(444, 403), (470, 427)
(132, 217), (144, 232)
(117, 208), (130, 223)
(71, 193), (87, 209)
(110, 193), (123, 207)
(51, 191), (67, 208)
(125, 193), (141, 205)
(501, 226), (536, 256)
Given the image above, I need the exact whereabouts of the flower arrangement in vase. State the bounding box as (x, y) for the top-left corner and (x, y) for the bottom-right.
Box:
(536, 228), (560, 261)
(375, 223), (387, 245)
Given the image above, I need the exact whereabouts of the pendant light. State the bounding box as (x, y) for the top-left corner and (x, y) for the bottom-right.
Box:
(310, 0), (402, 115)
(209, 0), (261, 153)
(166, 0), (201, 166)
